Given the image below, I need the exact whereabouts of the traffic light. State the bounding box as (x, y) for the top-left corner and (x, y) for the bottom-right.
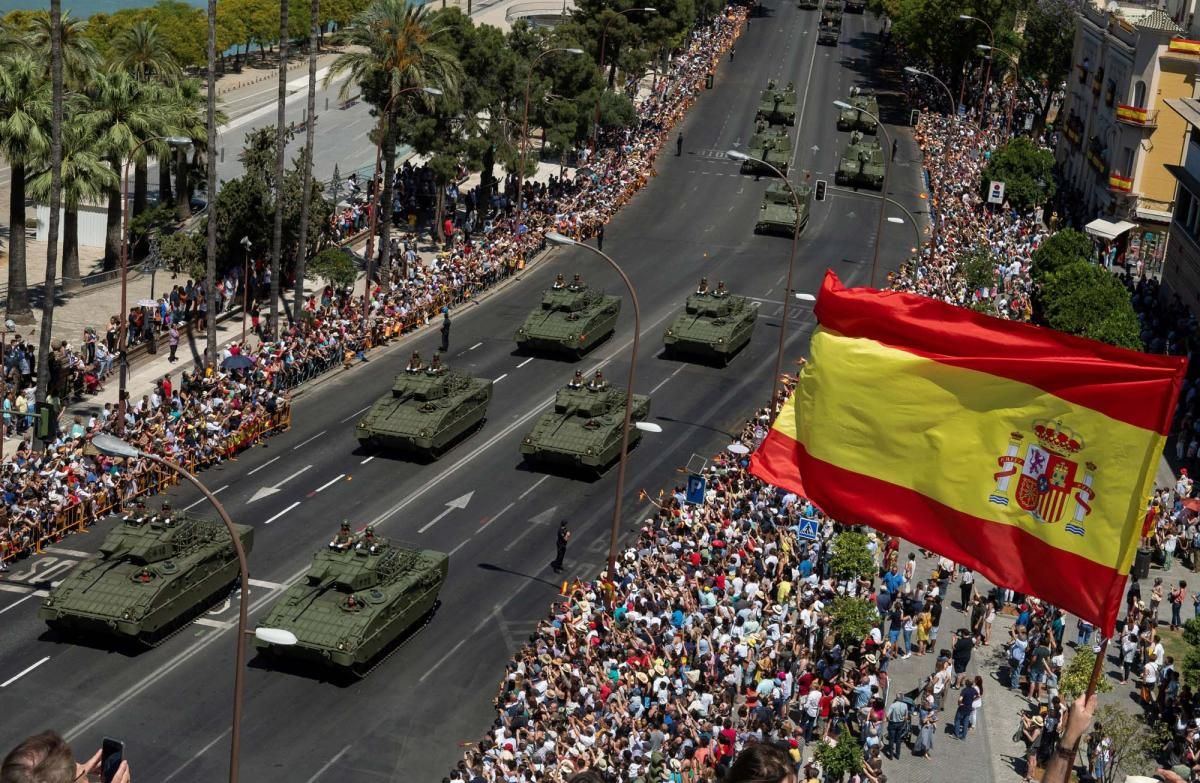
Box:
(35, 401), (56, 440)
(815, 179), (828, 201)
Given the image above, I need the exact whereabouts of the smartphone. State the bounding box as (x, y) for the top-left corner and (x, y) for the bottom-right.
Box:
(100, 738), (124, 783)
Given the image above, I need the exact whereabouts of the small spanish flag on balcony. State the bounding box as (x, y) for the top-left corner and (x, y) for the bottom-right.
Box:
(1116, 104), (1149, 123)
(749, 272), (1185, 634)
(1109, 173), (1134, 192)
(1169, 37), (1200, 54)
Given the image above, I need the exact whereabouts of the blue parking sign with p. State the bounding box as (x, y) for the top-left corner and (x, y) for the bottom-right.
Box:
(686, 474), (706, 504)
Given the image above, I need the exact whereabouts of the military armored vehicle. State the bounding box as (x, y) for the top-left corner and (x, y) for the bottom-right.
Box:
(664, 280), (758, 364)
(40, 507), (254, 645)
(755, 80), (797, 127)
(836, 134), (885, 189)
(514, 273), (621, 358)
(255, 524), (447, 675)
(798, 0), (819, 8)
(355, 353), (492, 458)
(836, 90), (880, 134)
(520, 371), (651, 473)
(755, 181), (812, 236)
(818, 20), (840, 45)
(742, 121), (792, 175)
(845, 0), (865, 11)
(821, 4), (843, 26)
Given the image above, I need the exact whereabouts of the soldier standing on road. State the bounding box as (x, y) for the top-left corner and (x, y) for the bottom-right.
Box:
(596, 224), (605, 252)
(677, 133), (684, 156)
(730, 45), (735, 61)
(439, 307), (451, 353)
(552, 520), (570, 573)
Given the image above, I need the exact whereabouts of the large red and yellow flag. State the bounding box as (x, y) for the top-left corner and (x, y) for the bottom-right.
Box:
(751, 272), (1186, 634)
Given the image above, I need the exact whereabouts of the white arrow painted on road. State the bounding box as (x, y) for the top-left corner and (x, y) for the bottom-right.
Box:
(248, 465), (312, 503)
(418, 492), (475, 533)
(811, 145), (819, 153)
(503, 506), (559, 552)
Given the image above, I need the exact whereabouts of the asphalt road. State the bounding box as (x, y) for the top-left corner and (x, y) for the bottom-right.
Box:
(0, 4), (927, 780)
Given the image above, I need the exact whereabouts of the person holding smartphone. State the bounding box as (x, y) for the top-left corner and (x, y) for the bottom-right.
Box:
(1, 730), (131, 783)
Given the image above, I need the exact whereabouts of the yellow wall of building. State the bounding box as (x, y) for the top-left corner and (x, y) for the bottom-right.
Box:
(1143, 61), (1194, 206)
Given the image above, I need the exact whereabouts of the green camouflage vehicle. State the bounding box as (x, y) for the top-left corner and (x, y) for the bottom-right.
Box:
(742, 121), (792, 175)
(355, 353), (492, 458)
(755, 180), (812, 236)
(836, 90), (880, 134)
(835, 131), (880, 185)
(856, 145), (886, 190)
(845, 0), (865, 11)
(520, 371), (651, 473)
(514, 273), (621, 358)
(663, 280), (758, 364)
(40, 507), (254, 645)
(798, 0), (819, 7)
(755, 80), (797, 127)
(254, 525), (447, 676)
(817, 20), (840, 45)
(821, 4), (843, 26)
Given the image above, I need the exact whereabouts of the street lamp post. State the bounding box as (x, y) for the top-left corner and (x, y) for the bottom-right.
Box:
(0, 318), (15, 458)
(977, 44), (1020, 137)
(90, 433), (251, 783)
(725, 149), (802, 409)
(903, 66), (956, 117)
(239, 236), (253, 344)
(519, 48), (584, 216)
(959, 15), (995, 123)
(592, 8), (656, 145)
(117, 135), (191, 437)
(544, 231), (640, 580)
(832, 102), (893, 289)
(361, 86), (443, 315)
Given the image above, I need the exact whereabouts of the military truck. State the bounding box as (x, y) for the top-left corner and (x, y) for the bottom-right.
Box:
(798, 0), (819, 8)
(755, 80), (797, 127)
(836, 90), (880, 134)
(40, 507), (254, 645)
(355, 353), (492, 458)
(520, 371), (651, 474)
(514, 273), (621, 358)
(817, 20), (840, 45)
(742, 121), (792, 175)
(255, 525), (447, 676)
(845, 0), (865, 11)
(663, 280), (758, 364)
(755, 180), (812, 236)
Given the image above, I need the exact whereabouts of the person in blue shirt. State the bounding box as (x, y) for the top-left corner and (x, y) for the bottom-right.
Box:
(883, 564), (904, 595)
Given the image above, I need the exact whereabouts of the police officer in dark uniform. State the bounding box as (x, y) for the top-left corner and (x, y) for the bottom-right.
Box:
(440, 307), (451, 353)
(677, 132), (684, 156)
(552, 520), (571, 573)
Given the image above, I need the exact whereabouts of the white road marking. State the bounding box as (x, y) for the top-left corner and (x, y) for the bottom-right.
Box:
(1, 656), (50, 687)
(419, 639), (466, 682)
(502, 522), (540, 552)
(417, 492), (475, 534)
(788, 7), (823, 171)
(517, 357), (534, 368)
(339, 406), (371, 423)
(649, 366), (686, 396)
(469, 342), (483, 350)
(44, 547), (89, 558)
(304, 744), (352, 783)
(448, 539), (471, 557)
(161, 728), (231, 783)
(0, 593), (38, 614)
(247, 456), (281, 476)
(360, 455), (375, 464)
(264, 501), (302, 525)
(479, 502), (515, 531)
(0, 585), (47, 596)
(194, 617), (232, 629)
(518, 475), (550, 500)
(277, 465), (312, 486)
(493, 373), (508, 383)
(293, 430), (327, 449)
(314, 474), (346, 493)
(181, 485), (228, 511)
(248, 578), (285, 589)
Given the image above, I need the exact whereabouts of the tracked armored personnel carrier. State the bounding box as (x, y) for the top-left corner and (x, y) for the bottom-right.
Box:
(40, 507), (254, 645)
(742, 121), (792, 175)
(836, 91), (880, 134)
(521, 371), (651, 473)
(798, 0), (819, 8)
(818, 20), (840, 45)
(254, 525), (447, 675)
(355, 353), (492, 458)
(515, 274), (621, 358)
(755, 181), (812, 236)
(836, 131), (881, 186)
(755, 80), (797, 127)
(821, 4), (843, 26)
(664, 280), (757, 364)
(845, 0), (865, 11)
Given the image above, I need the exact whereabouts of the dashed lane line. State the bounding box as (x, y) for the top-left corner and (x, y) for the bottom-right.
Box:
(247, 456), (281, 476)
(517, 357), (534, 368)
(264, 501), (302, 525)
(314, 474), (346, 493)
(1, 656), (50, 687)
(518, 475), (550, 500)
(181, 485), (228, 511)
(494, 373), (508, 383)
(339, 406), (370, 424)
(293, 430), (327, 449)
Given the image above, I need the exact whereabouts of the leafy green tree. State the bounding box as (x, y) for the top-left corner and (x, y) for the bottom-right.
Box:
(1091, 704), (1172, 783)
(146, 0), (207, 69)
(1057, 647), (1113, 700)
(957, 245), (996, 294)
(828, 596), (878, 644)
(1030, 228), (1093, 283)
(813, 738), (863, 782)
(159, 229), (205, 280)
(1020, 0), (1078, 129)
(109, 19), (183, 83)
(0, 55), (51, 320)
(308, 247), (356, 289)
(1038, 260), (1142, 350)
(830, 531), (876, 581)
(979, 136), (1055, 212)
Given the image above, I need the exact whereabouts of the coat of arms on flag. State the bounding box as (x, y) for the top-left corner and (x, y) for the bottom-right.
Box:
(990, 421), (1095, 535)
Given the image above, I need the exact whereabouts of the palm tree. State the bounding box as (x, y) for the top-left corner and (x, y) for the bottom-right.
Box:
(205, 0), (218, 364)
(326, 0), (461, 283)
(36, 0), (65, 432)
(0, 56), (51, 321)
(28, 9), (99, 87)
(109, 20), (182, 85)
(167, 78), (223, 221)
(28, 115), (119, 293)
(90, 70), (162, 270)
(294, 0), (320, 317)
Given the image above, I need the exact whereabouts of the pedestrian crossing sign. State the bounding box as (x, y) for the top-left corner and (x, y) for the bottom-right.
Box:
(797, 517), (819, 541)
(686, 474), (706, 505)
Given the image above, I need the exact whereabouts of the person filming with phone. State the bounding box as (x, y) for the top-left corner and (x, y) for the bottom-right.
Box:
(1, 730), (131, 783)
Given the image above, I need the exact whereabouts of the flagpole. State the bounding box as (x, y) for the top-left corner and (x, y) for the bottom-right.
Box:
(1045, 635), (1108, 782)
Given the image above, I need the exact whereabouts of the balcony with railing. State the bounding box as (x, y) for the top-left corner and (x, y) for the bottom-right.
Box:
(1109, 173), (1134, 193)
(1087, 138), (1108, 174)
(1116, 103), (1158, 128)
(1064, 113), (1084, 148)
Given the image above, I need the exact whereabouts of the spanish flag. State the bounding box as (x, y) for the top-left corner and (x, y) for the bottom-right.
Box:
(751, 272), (1186, 634)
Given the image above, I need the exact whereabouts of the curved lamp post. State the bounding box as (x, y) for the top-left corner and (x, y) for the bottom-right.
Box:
(725, 149), (804, 410)
(361, 86), (443, 313)
(959, 14), (995, 122)
(90, 433), (251, 783)
(117, 135), (191, 436)
(544, 231), (641, 579)
(977, 44), (1020, 136)
(903, 66), (956, 117)
(832, 102), (893, 289)
(593, 8), (656, 144)
(519, 48), (584, 216)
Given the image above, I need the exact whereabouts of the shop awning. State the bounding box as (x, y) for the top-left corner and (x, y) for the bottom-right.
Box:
(1084, 218), (1137, 241)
